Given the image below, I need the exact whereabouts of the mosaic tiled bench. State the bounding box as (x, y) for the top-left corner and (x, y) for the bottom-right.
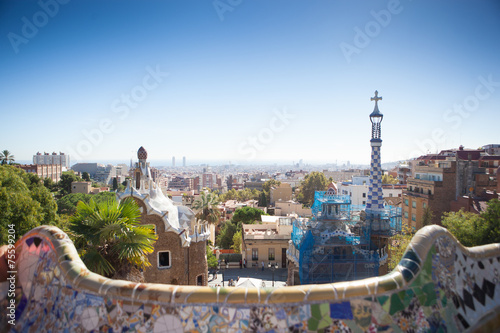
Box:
(1, 225), (500, 332)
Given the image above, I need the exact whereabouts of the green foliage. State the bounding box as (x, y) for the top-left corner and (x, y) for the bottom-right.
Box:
(262, 179), (281, 193)
(441, 200), (500, 248)
(69, 197), (157, 278)
(382, 174), (399, 184)
(231, 230), (242, 253)
(0, 150), (15, 165)
(216, 221), (237, 249)
(219, 188), (261, 202)
(43, 177), (57, 192)
(231, 206), (267, 230)
(58, 170), (82, 196)
(206, 245), (218, 269)
(0, 165), (58, 243)
(82, 172), (91, 181)
(219, 253), (242, 262)
(388, 222), (415, 271)
(422, 207), (434, 227)
(57, 193), (88, 215)
(442, 210), (486, 247)
(296, 171), (329, 207)
(57, 191), (115, 215)
(192, 191), (221, 224)
(480, 199), (500, 244)
(113, 177), (118, 191)
(258, 191), (267, 207)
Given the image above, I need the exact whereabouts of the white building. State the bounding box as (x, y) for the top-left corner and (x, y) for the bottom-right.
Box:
(33, 152), (70, 169)
(338, 176), (403, 206)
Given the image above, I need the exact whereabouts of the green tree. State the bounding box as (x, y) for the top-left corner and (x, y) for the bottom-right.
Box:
(480, 199), (500, 245)
(57, 191), (116, 215)
(82, 172), (91, 181)
(58, 170), (82, 196)
(219, 188), (261, 202)
(192, 191), (221, 225)
(231, 230), (242, 253)
(112, 177), (118, 191)
(382, 174), (398, 184)
(57, 193), (88, 215)
(441, 199), (500, 247)
(262, 179), (281, 193)
(0, 165), (58, 243)
(206, 245), (218, 269)
(258, 191), (268, 207)
(216, 221), (237, 249)
(69, 198), (157, 281)
(296, 171), (328, 207)
(231, 206), (267, 230)
(442, 209), (486, 247)
(421, 207), (434, 227)
(0, 150), (15, 165)
(43, 177), (57, 192)
(388, 222), (415, 271)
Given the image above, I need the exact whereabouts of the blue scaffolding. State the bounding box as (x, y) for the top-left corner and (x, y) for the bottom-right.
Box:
(291, 190), (400, 284)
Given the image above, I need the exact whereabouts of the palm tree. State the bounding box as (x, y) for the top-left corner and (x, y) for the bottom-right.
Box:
(0, 150), (15, 165)
(69, 197), (157, 282)
(192, 190), (221, 224)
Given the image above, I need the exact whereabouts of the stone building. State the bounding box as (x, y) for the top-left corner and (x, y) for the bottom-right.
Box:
(241, 216), (293, 269)
(118, 147), (210, 286)
(403, 146), (500, 229)
(17, 163), (62, 182)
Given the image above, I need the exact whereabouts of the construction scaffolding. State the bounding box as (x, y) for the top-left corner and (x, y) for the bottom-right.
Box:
(291, 191), (400, 285)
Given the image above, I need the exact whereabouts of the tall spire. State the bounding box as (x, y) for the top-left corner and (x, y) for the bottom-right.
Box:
(366, 91), (385, 212)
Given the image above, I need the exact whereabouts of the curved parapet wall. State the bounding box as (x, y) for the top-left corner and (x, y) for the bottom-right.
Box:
(1, 225), (500, 332)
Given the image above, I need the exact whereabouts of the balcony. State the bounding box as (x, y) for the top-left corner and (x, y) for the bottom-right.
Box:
(407, 178), (442, 188)
(403, 189), (432, 199)
(244, 233), (291, 240)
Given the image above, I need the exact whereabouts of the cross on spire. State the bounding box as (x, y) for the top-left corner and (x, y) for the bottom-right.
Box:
(371, 90), (382, 111)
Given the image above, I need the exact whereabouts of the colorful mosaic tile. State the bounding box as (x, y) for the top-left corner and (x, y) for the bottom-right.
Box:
(2, 225), (500, 332)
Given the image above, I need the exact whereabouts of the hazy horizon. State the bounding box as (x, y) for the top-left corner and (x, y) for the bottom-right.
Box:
(2, 1), (499, 164)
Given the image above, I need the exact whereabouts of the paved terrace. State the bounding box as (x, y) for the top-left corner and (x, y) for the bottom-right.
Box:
(1, 225), (500, 332)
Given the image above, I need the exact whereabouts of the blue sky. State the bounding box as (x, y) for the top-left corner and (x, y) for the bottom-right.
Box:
(1, 0), (499, 165)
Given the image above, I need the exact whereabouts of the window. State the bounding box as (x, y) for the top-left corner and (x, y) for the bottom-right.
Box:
(389, 193), (393, 197)
(404, 199), (409, 206)
(268, 248), (275, 261)
(412, 201), (416, 208)
(412, 214), (416, 222)
(404, 212), (409, 219)
(362, 201), (366, 205)
(196, 274), (203, 286)
(252, 248), (258, 261)
(158, 251), (171, 268)
(428, 189), (432, 195)
(423, 203), (427, 209)
(362, 193), (366, 198)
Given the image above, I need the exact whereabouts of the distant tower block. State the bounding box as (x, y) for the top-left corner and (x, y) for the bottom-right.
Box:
(172, 156), (175, 167)
(183, 156), (186, 167)
(366, 90), (385, 212)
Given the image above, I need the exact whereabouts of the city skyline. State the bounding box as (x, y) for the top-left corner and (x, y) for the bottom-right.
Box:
(2, 0), (500, 165)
